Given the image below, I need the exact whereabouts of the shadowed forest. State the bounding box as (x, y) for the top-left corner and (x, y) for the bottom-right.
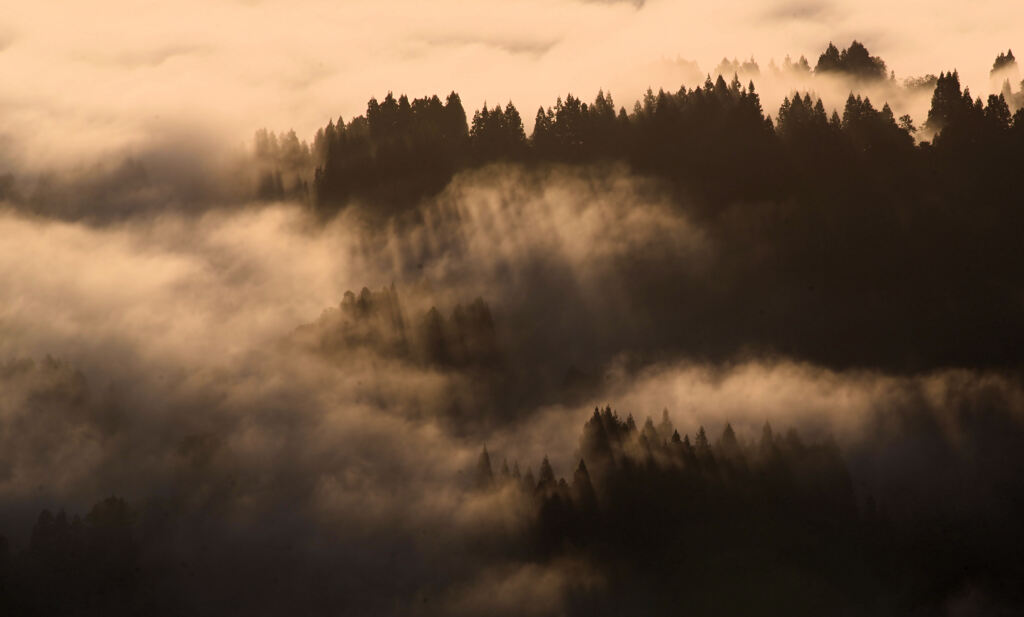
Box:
(244, 42), (1024, 373)
(2, 40), (1024, 616)
(4, 398), (1024, 616)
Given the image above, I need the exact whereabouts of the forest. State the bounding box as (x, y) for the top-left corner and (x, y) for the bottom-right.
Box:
(2, 39), (1024, 616)
(4, 401), (1023, 616)
(250, 42), (1024, 374)
(252, 41), (1024, 222)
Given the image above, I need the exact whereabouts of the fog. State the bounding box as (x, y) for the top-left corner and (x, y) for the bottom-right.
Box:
(1, 0), (1020, 169)
(4, 160), (1024, 612)
(2, 4), (1023, 612)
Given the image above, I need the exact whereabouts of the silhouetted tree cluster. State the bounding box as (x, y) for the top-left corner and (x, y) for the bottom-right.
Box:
(3, 396), (1023, 616)
(780, 54), (812, 74)
(294, 284), (409, 356)
(714, 56), (760, 79)
(988, 49), (1024, 118)
(286, 40), (1024, 373)
(312, 92), (468, 215)
(814, 40), (889, 81)
(301, 41), (1024, 222)
(903, 73), (938, 92)
(293, 286), (499, 368)
(470, 102), (528, 161)
(923, 69), (1022, 164)
(305, 41), (1024, 217)
(991, 49), (1017, 75)
(618, 77), (778, 202)
(531, 91), (632, 162)
(472, 405), (1024, 616)
(0, 498), (144, 617)
(253, 128), (312, 201)
(424, 297), (499, 367)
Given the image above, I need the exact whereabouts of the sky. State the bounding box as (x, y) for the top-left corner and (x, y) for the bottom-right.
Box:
(1, 0), (1021, 169)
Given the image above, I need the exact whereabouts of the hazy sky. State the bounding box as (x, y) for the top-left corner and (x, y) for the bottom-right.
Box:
(1, 0), (1020, 168)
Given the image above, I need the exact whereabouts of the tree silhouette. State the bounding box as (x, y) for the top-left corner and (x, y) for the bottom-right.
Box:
(475, 446), (495, 490)
(815, 40), (888, 80)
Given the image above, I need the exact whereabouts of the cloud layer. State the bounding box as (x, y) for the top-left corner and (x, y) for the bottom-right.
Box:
(1, 0), (1020, 169)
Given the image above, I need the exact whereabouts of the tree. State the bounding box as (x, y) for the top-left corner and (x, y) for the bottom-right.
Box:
(537, 456), (557, 492)
(925, 71), (964, 135)
(444, 91), (468, 140)
(985, 94), (1012, 130)
(475, 446), (494, 490)
(841, 40), (888, 80)
(992, 49), (1018, 75)
(695, 426), (710, 455)
(815, 42), (842, 73)
(658, 408), (674, 442)
(815, 41), (887, 80)
(719, 422), (740, 459)
(469, 101), (527, 161)
(572, 459), (598, 510)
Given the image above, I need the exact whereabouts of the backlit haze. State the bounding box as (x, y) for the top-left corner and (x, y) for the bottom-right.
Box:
(1, 0), (1020, 168)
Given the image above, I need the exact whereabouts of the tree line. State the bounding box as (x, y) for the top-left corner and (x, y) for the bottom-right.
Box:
(0, 498), (146, 616)
(292, 285), (501, 369)
(253, 41), (1024, 374)
(470, 406), (1024, 616)
(4, 401), (1023, 616)
(252, 42), (1024, 221)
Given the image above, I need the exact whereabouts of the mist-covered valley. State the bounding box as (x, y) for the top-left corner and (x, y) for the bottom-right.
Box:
(2, 32), (1024, 616)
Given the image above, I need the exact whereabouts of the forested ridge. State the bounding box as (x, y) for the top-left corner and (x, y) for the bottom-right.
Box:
(254, 44), (1024, 373)
(253, 42), (1024, 219)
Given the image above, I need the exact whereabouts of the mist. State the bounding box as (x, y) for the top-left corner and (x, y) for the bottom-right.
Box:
(3, 3), (1024, 615)
(4, 158), (1024, 612)
(1, 0), (1021, 170)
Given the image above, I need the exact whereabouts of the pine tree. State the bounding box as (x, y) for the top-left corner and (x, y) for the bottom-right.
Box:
(475, 446), (494, 490)
(816, 42), (842, 73)
(695, 426), (710, 454)
(538, 457), (557, 492)
(719, 422), (740, 458)
(658, 408), (674, 441)
(572, 459), (598, 510)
